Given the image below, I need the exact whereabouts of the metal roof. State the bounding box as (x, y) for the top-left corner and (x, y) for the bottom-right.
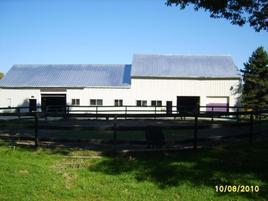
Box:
(132, 54), (241, 78)
(0, 64), (131, 88)
(0, 54), (241, 88)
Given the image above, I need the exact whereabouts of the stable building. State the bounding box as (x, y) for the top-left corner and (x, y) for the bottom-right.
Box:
(0, 54), (241, 113)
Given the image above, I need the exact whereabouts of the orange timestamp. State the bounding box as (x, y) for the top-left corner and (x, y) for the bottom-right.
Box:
(215, 185), (260, 193)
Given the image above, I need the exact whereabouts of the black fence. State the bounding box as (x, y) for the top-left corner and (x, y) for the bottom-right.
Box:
(0, 105), (268, 150)
(1, 104), (267, 118)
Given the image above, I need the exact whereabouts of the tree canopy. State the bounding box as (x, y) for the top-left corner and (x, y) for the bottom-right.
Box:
(0, 72), (3, 80)
(241, 47), (268, 108)
(166, 0), (268, 32)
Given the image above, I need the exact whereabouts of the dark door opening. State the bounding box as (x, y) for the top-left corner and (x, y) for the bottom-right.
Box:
(29, 99), (37, 112)
(177, 96), (200, 114)
(41, 94), (66, 112)
(166, 101), (173, 115)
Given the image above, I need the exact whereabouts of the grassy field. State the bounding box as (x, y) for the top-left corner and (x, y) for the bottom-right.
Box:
(0, 139), (268, 201)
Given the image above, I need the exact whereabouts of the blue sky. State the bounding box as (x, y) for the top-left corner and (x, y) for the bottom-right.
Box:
(0, 0), (267, 73)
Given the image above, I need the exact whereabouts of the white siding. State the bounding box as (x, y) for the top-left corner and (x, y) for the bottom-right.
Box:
(66, 88), (129, 106)
(0, 78), (241, 110)
(128, 78), (240, 107)
(206, 96), (229, 104)
(0, 89), (40, 107)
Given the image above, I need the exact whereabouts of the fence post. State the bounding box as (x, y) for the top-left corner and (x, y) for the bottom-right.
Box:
(113, 116), (118, 150)
(154, 106), (156, 119)
(193, 110), (198, 150)
(17, 107), (21, 119)
(96, 106), (98, 120)
(64, 105), (67, 120)
(259, 109), (262, 135)
(34, 113), (39, 148)
(67, 105), (70, 120)
(125, 106), (127, 120)
(211, 106), (214, 122)
(236, 107), (240, 123)
(45, 106), (48, 121)
(249, 112), (254, 145)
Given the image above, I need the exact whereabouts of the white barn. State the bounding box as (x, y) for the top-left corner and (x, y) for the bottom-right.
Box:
(0, 54), (241, 113)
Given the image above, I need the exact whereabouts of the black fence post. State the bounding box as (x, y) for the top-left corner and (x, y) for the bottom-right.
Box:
(64, 105), (67, 120)
(236, 107), (240, 123)
(259, 109), (262, 135)
(249, 112), (254, 145)
(66, 105), (70, 120)
(113, 116), (118, 150)
(193, 110), (198, 150)
(154, 106), (156, 119)
(211, 106), (214, 122)
(34, 113), (39, 148)
(45, 106), (49, 121)
(96, 106), (98, 120)
(17, 107), (21, 119)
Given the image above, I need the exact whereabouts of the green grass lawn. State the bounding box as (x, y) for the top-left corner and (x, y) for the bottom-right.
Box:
(0, 139), (268, 201)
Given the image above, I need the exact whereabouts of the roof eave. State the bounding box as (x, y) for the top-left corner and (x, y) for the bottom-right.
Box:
(0, 85), (131, 89)
(131, 76), (241, 80)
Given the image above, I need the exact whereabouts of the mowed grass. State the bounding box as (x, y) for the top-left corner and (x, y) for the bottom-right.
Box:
(0, 139), (268, 201)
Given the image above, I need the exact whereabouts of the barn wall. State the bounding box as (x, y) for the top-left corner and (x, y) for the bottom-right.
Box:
(0, 88), (41, 108)
(0, 78), (241, 110)
(130, 78), (240, 105)
(67, 78), (240, 108)
(66, 88), (130, 106)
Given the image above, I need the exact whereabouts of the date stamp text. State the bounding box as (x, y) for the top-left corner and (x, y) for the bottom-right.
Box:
(215, 185), (259, 193)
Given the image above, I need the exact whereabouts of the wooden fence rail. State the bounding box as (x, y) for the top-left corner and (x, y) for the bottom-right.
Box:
(1, 105), (268, 117)
(17, 111), (265, 149)
(0, 105), (267, 149)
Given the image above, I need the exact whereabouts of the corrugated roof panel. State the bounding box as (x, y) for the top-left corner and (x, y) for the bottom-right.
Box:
(132, 54), (241, 78)
(0, 64), (131, 88)
(0, 54), (241, 88)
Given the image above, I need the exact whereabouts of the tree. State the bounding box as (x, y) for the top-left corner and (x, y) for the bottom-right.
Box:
(0, 72), (3, 80)
(166, 0), (268, 32)
(241, 47), (268, 108)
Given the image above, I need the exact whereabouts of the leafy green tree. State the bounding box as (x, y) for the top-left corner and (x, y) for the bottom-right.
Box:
(241, 47), (268, 108)
(166, 0), (268, 32)
(0, 72), (3, 79)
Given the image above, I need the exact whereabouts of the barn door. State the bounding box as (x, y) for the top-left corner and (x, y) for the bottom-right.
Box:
(41, 94), (66, 112)
(166, 101), (172, 115)
(206, 97), (229, 112)
(177, 96), (200, 114)
(29, 99), (37, 112)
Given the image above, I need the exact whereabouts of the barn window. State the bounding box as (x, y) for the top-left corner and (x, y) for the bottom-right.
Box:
(136, 100), (147, 107)
(151, 100), (162, 107)
(114, 99), (123, 106)
(90, 99), (103, 106)
(72, 99), (80, 106)
(97, 99), (103, 106)
(90, 99), (96, 106)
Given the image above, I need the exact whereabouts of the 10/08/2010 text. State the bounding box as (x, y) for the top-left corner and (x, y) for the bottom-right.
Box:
(215, 185), (259, 193)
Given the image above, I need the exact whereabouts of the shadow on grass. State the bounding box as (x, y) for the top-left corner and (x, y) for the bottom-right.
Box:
(1, 136), (268, 200)
(89, 142), (268, 200)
